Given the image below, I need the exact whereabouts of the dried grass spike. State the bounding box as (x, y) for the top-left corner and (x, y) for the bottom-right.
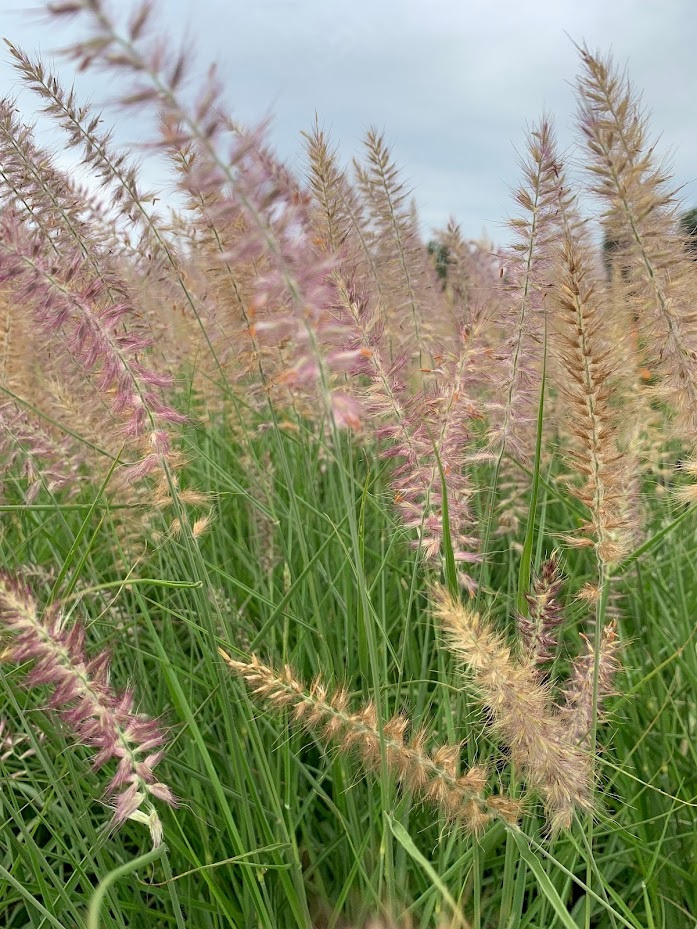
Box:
(432, 587), (592, 831)
(221, 649), (519, 831)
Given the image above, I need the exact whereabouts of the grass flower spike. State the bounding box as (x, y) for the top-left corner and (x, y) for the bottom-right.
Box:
(221, 649), (521, 832)
(0, 572), (175, 846)
(517, 553), (565, 668)
(432, 587), (593, 832)
(559, 621), (621, 748)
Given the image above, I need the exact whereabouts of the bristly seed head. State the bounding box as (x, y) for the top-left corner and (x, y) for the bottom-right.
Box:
(220, 648), (521, 832)
(0, 571), (175, 846)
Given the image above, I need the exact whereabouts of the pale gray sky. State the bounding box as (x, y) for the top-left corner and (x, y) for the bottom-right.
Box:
(2, 0), (696, 243)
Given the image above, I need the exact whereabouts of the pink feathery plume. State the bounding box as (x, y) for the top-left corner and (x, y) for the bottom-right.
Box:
(177, 125), (366, 425)
(0, 572), (175, 845)
(341, 280), (482, 588)
(0, 213), (185, 480)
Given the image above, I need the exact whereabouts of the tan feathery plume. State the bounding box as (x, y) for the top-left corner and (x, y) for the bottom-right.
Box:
(491, 118), (560, 463)
(559, 621), (621, 748)
(221, 650), (521, 832)
(576, 46), (697, 451)
(432, 588), (592, 833)
(302, 118), (362, 261)
(354, 128), (451, 361)
(548, 165), (635, 566)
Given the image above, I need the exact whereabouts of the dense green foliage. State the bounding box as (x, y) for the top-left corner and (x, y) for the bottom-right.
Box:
(1, 414), (696, 928)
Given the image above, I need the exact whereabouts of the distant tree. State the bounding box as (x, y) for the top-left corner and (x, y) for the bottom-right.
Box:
(602, 232), (620, 279)
(603, 208), (697, 276)
(602, 232), (630, 281)
(427, 240), (450, 286)
(680, 207), (697, 255)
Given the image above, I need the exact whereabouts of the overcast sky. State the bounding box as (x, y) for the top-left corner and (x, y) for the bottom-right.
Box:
(2, 0), (696, 244)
